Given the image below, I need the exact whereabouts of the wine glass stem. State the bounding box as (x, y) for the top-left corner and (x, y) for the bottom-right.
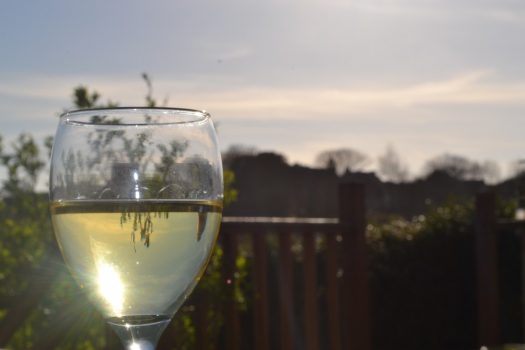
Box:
(109, 319), (170, 350)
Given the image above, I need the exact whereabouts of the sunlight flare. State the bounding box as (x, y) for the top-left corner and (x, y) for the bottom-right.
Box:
(96, 260), (125, 316)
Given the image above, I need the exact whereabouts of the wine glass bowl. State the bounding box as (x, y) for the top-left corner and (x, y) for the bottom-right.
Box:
(49, 108), (223, 349)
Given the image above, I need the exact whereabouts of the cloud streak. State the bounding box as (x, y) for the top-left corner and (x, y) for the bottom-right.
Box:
(173, 71), (525, 121)
(2, 70), (524, 123)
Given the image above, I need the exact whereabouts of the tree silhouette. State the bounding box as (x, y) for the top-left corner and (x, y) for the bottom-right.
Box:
(377, 145), (409, 183)
(423, 153), (500, 182)
(315, 148), (371, 175)
(222, 144), (258, 169)
(511, 159), (525, 178)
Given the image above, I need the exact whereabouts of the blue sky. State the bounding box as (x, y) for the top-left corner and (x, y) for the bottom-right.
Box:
(1, 0), (524, 179)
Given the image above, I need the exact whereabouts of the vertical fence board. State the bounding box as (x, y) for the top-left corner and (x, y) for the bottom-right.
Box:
(222, 232), (241, 350)
(195, 290), (209, 350)
(279, 232), (294, 350)
(303, 232), (319, 350)
(253, 234), (270, 350)
(325, 233), (342, 350)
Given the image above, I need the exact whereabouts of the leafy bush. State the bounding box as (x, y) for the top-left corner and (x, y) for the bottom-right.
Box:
(368, 197), (517, 350)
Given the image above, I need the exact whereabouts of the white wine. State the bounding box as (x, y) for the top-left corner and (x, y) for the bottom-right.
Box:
(50, 200), (222, 322)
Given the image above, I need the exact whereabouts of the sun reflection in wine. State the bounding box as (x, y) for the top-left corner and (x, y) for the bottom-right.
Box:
(96, 260), (125, 316)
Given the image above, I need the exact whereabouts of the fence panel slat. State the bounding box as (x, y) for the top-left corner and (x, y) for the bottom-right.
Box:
(195, 289), (209, 350)
(303, 232), (319, 350)
(279, 231), (294, 350)
(325, 233), (342, 350)
(253, 234), (270, 350)
(222, 231), (241, 350)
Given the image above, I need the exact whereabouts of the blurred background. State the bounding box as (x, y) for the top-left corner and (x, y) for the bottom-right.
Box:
(1, 0), (525, 349)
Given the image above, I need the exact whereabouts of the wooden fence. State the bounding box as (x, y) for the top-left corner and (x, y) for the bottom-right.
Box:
(476, 191), (525, 348)
(0, 183), (371, 350)
(209, 182), (370, 350)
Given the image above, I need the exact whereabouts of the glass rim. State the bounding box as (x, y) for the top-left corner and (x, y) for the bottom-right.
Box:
(60, 107), (210, 126)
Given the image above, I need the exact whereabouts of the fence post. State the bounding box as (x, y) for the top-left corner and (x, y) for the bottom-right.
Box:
(475, 191), (500, 347)
(338, 183), (370, 350)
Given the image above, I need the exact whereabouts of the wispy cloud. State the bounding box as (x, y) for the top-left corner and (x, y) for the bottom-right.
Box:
(215, 47), (253, 61)
(1, 70), (524, 122)
(478, 9), (525, 23)
(332, 0), (525, 24)
(172, 70), (525, 120)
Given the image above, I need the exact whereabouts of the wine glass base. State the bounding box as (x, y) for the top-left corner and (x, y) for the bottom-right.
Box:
(108, 315), (171, 350)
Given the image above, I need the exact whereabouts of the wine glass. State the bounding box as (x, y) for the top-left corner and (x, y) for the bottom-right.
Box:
(49, 108), (223, 349)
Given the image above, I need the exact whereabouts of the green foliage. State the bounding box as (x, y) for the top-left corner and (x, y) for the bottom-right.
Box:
(223, 170), (238, 207)
(0, 134), (45, 194)
(73, 86), (100, 109)
(142, 73), (156, 108)
(7, 270), (107, 350)
(368, 199), (478, 350)
(0, 193), (50, 293)
(0, 134), (50, 300)
(72, 86), (118, 109)
(367, 197), (517, 350)
(0, 134), (104, 348)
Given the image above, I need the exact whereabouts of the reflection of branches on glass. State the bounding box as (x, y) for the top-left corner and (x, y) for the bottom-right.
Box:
(86, 130), (124, 170)
(52, 109), (220, 248)
(176, 155), (217, 198)
(86, 115), (125, 173)
(61, 150), (77, 194)
(92, 134), (188, 249)
(120, 210), (167, 251)
(58, 149), (95, 198)
(54, 123), (195, 201)
(76, 116), (155, 196)
(156, 141), (188, 182)
(118, 203), (206, 251)
(123, 132), (153, 170)
(90, 115), (122, 125)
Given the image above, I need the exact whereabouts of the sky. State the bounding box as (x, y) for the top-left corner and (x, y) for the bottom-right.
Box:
(1, 0), (524, 180)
